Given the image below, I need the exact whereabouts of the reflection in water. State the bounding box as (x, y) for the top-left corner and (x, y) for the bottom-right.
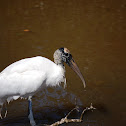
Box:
(34, 86), (83, 123)
(0, 86), (83, 126)
(36, 86), (83, 108)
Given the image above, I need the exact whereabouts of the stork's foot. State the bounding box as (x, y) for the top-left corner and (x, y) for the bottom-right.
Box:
(28, 96), (36, 126)
(28, 114), (36, 126)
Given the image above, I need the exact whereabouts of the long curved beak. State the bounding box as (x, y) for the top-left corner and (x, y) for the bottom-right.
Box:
(69, 58), (86, 88)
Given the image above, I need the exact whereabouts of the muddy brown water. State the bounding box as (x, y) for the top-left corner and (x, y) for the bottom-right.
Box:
(0, 0), (126, 126)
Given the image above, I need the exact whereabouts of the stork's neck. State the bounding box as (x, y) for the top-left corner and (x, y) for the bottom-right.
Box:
(53, 49), (64, 68)
(54, 59), (65, 69)
(54, 57), (65, 71)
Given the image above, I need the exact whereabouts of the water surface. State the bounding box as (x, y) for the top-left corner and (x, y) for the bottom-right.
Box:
(0, 0), (126, 126)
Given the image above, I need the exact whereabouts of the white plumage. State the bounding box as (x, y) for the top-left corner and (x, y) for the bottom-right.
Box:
(0, 47), (85, 126)
(0, 56), (65, 105)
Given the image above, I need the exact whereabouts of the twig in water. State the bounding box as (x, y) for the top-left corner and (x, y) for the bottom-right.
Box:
(47, 103), (96, 126)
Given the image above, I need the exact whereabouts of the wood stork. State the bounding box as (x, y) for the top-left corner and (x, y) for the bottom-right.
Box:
(0, 47), (86, 126)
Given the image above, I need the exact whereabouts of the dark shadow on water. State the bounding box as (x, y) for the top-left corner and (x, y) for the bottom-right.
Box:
(0, 116), (29, 126)
(0, 107), (105, 126)
(0, 106), (86, 126)
(95, 103), (109, 114)
(0, 87), (108, 126)
(0, 87), (86, 126)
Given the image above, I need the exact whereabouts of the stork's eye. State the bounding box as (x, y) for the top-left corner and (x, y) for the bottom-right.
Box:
(65, 53), (69, 56)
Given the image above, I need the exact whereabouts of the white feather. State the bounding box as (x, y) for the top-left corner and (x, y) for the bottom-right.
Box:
(0, 56), (65, 105)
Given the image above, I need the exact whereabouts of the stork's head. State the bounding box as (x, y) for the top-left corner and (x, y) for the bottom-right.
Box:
(53, 47), (86, 88)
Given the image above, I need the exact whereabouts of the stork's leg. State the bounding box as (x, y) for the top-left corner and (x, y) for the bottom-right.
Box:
(28, 97), (36, 126)
(0, 107), (2, 119)
(4, 103), (7, 118)
(0, 103), (7, 119)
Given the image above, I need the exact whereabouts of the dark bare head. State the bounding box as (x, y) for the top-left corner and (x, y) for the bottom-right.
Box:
(54, 47), (86, 88)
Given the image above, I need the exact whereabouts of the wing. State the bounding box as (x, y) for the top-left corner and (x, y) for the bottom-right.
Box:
(0, 56), (63, 99)
(0, 56), (52, 97)
(1, 56), (54, 74)
(0, 69), (46, 98)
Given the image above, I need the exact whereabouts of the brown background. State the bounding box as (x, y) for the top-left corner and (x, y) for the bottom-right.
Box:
(0, 0), (125, 126)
